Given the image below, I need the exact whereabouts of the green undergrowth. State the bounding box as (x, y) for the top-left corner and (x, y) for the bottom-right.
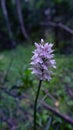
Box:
(0, 45), (73, 129)
(0, 45), (34, 85)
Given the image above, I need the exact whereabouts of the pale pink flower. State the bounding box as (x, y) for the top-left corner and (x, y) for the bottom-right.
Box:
(30, 39), (56, 81)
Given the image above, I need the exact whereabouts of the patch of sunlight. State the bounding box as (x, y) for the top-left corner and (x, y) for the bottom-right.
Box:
(0, 54), (5, 60)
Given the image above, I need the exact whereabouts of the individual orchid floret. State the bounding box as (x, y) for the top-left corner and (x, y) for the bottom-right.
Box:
(30, 39), (56, 81)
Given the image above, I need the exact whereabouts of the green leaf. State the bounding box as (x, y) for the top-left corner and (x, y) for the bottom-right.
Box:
(45, 117), (52, 130)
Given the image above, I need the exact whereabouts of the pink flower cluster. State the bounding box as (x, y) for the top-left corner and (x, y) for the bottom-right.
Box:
(30, 39), (56, 81)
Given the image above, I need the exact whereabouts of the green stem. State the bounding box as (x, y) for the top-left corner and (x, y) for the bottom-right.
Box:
(34, 80), (42, 130)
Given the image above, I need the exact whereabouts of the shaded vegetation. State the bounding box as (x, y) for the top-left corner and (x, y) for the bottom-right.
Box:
(0, 0), (73, 53)
(0, 45), (73, 129)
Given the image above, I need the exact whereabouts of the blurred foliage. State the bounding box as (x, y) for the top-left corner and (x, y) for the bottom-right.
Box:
(0, 45), (73, 129)
(17, 68), (34, 94)
(0, 0), (73, 53)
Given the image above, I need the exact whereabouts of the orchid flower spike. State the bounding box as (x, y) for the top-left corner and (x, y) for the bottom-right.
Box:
(30, 39), (56, 81)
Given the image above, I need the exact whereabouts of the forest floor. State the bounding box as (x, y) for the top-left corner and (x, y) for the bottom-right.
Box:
(0, 45), (73, 130)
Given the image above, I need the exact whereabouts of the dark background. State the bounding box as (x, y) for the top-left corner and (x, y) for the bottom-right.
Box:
(0, 0), (73, 54)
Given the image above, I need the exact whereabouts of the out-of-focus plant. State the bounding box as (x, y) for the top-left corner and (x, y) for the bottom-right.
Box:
(17, 67), (34, 93)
